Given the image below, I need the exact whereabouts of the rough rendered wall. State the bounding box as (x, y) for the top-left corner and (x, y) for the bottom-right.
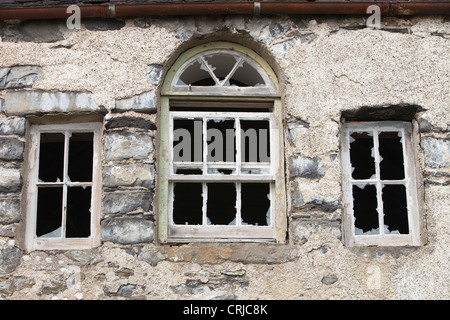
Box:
(0, 14), (449, 300)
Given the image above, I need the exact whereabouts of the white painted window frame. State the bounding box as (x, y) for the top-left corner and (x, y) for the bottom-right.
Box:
(341, 121), (421, 246)
(167, 110), (278, 241)
(23, 122), (102, 251)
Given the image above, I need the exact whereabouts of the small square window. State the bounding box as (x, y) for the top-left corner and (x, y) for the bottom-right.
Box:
(341, 121), (421, 246)
(22, 123), (102, 251)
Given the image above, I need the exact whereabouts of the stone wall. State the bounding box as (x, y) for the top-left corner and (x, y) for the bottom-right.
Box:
(0, 14), (449, 300)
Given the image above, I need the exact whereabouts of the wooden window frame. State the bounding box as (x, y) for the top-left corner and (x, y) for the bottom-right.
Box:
(341, 121), (421, 247)
(157, 42), (286, 243)
(22, 122), (102, 251)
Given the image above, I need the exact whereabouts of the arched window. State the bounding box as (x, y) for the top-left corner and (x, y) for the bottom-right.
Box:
(157, 42), (286, 243)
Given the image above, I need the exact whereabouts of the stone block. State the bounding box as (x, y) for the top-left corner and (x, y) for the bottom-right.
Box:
(0, 167), (22, 193)
(289, 155), (326, 179)
(0, 247), (22, 274)
(103, 189), (153, 214)
(3, 90), (102, 116)
(0, 66), (42, 90)
(102, 164), (155, 188)
(101, 217), (154, 244)
(114, 91), (156, 114)
(0, 118), (26, 136)
(421, 137), (450, 168)
(104, 132), (154, 161)
(1, 20), (68, 43)
(289, 219), (341, 244)
(0, 137), (25, 161)
(0, 197), (21, 224)
(105, 116), (156, 131)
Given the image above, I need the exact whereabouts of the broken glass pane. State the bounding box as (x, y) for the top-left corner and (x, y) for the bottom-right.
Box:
(177, 59), (212, 86)
(68, 132), (93, 182)
(38, 133), (64, 182)
(66, 186), (92, 238)
(204, 54), (238, 82)
(382, 184), (409, 234)
(206, 183), (236, 225)
(231, 61), (266, 87)
(36, 187), (63, 238)
(378, 131), (405, 180)
(173, 183), (203, 225)
(349, 132), (376, 180)
(240, 120), (270, 163)
(173, 119), (203, 162)
(352, 184), (379, 235)
(241, 183), (270, 226)
(207, 119), (235, 162)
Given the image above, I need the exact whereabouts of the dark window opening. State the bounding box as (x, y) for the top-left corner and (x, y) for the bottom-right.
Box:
(66, 186), (92, 238)
(241, 183), (270, 226)
(38, 133), (64, 182)
(36, 187), (63, 237)
(352, 184), (379, 235)
(240, 120), (270, 163)
(382, 185), (409, 234)
(349, 132), (375, 179)
(173, 119), (203, 162)
(173, 182), (203, 225)
(175, 168), (203, 175)
(207, 119), (236, 162)
(207, 183), (236, 225)
(378, 132), (405, 180)
(68, 132), (93, 182)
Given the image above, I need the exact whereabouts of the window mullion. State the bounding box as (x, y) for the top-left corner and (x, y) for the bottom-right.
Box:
(236, 117), (241, 175)
(373, 129), (385, 236)
(61, 131), (70, 239)
(202, 117), (208, 226)
(236, 182), (241, 226)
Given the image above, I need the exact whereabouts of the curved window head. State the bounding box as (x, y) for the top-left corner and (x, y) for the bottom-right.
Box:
(163, 43), (279, 97)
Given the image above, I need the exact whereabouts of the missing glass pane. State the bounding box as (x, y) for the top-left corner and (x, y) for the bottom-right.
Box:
(36, 187), (63, 238)
(206, 183), (236, 225)
(68, 132), (93, 182)
(204, 54), (237, 82)
(173, 183), (203, 225)
(207, 119), (235, 162)
(173, 119), (203, 162)
(38, 133), (64, 182)
(66, 186), (92, 238)
(349, 132), (376, 180)
(382, 185), (409, 234)
(241, 183), (270, 226)
(352, 184), (379, 235)
(175, 168), (203, 175)
(231, 61), (266, 87)
(178, 60), (212, 86)
(240, 120), (270, 163)
(378, 132), (405, 180)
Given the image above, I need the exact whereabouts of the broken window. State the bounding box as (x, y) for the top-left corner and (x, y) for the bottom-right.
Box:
(342, 121), (421, 246)
(25, 123), (102, 250)
(160, 42), (285, 243)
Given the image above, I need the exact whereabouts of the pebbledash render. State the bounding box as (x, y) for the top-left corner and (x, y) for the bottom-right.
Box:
(0, 0), (449, 300)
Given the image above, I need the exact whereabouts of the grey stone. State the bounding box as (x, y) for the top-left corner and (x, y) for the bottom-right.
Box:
(40, 274), (67, 295)
(0, 118), (26, 136)
(63, 249), (103, 266)
(83, 18), (125, 31)
(321, 274), (338, 285)
(0, 197), (21, 224)
(104, 132), (154, 161)
(114, 91), (156, 114)
(0, 247), (22, 274)
(105, 116), (156, 131)
(289, 219), (342, 244)
(0, 66), (42, 90)
(147, 64), (163, 86)
(101, 217), (154, 244)
(421, 137), (450, 168)
(289, 155), (326, 180)
(137, 245), (168, 266)
(103, 164), (155, 188)
(0, 137), (25, 161)
(103, 189), (153, 215)
(0, 99), (3, 112)
(2, 20), (68, 43)
(4, 90), (102, 116)
(0, 167), (22, 193)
